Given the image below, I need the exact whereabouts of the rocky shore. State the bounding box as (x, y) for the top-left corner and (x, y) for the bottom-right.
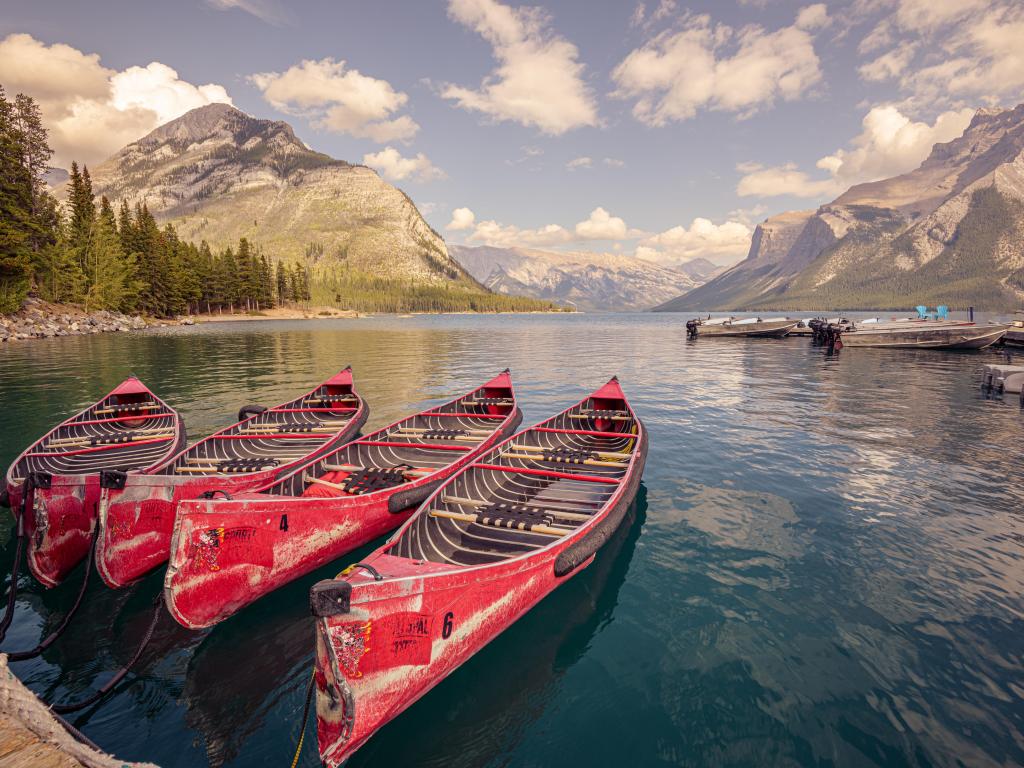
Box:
(0, 298), (182, 343)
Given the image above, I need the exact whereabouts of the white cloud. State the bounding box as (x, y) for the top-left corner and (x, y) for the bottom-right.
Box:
(611, 10), (822, 125)
(859, 44), (918, 81)
(362, 147), (445, 182)
(737, 104), (974, 199)
(795, 4), (830, 30)
(0, 33), (232, 167)
(459, 206), (636, 248)
(566, 156), (592, 170)
(467, 220), (573, 248)
(603, 157), (626, 168)
(858, 19), (894, 54)
(442, 0), (598, 134)
(206, 0), (290, 25)
(637, 218), (753, 267)
(895, 0), (986, 32)
(857, 1), (1024, 106)
(574, 207), (635, 240)
(447, 207), (476, 230)
(736, 163), (843, 198)
(250, 57), (417, 142)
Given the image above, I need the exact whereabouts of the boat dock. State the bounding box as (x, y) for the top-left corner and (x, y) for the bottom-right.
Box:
(0, 655), (156, 768)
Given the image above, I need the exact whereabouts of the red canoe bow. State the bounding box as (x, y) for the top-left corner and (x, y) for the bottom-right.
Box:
(310, 376), (647, 766)
(4, 376), (187, 587)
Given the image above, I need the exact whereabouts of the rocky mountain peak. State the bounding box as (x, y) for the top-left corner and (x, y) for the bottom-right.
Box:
(82, 107), (471, 290)
(140, 103), (300, 151)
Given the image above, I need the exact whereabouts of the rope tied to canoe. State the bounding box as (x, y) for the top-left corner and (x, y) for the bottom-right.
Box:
(5, 520), (98, 662)
(0, 472), (47, 644)
(49, 592), (163, 714)
(289, 670), (316, 768)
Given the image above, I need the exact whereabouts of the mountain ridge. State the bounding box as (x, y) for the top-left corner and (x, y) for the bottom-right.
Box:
(656, 102), (1024, 312)
(450, 244), (697, 310)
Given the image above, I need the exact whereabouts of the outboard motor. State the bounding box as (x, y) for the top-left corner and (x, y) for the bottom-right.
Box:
(808, 318), (828, 345)
(685, 319), (699, 339)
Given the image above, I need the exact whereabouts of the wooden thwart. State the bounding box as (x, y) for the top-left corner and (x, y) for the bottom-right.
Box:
(568, 413), (632, 422)
(95, 404), (161, 414)
(429, 508), (569, 537)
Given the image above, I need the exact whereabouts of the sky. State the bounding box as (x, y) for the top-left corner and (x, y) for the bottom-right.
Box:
(1, 0), (1022, 267)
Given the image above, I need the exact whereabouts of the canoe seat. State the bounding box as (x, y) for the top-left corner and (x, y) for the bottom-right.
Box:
(302, 466), (414, 497)
(536, 446), (598, 464)
(215, 458), (280, 473)
(415, 429), (471, 440)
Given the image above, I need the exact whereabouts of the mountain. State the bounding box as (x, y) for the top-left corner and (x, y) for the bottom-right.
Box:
(449, 244), (697, 310)
(83, 103), (477, 289)
(677, 257), (725, 283)
(656, 103), (1024, 311)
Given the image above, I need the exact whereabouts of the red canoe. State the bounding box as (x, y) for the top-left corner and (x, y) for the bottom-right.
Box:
(95, 367), (368, 589)
(310, 376), (647, 766)
(3, 377), (187, 587)
(164, 370), (522, 629)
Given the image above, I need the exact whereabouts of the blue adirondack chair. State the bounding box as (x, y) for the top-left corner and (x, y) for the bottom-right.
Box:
(916, 305), (928, 319)
(936, 305), (949, 320)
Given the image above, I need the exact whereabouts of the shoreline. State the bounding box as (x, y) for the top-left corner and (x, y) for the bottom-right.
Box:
(1, 300), (573, 343)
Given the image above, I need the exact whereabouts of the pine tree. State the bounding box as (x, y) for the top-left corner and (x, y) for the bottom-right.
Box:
(0, 86), (33, 312)
(276, 260), (288, 303)
(67, 162), (95, 262)
(86, 213), (132, 311)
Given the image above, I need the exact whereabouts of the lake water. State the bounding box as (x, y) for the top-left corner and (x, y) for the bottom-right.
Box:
(1, 314), (1022, 767)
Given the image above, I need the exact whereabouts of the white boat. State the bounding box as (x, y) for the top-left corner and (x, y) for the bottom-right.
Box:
(838, 319), (1010, 349)
(686, 316), (799, 338)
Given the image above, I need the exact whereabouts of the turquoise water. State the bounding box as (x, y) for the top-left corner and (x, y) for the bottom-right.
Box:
(1, 314), (1022, 767)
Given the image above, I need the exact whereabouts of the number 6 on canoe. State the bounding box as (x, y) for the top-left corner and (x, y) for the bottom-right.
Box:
(309, 376), (647, 767)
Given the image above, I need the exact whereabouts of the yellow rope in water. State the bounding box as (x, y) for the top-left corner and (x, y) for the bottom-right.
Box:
(290, 670), (315, 768)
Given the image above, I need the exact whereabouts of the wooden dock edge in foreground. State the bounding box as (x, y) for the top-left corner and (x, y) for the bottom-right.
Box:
(0, 654), (158, 768)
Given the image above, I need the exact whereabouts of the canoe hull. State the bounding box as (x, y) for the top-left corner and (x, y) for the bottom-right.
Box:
(841, 325), (1009, 349)
(97, 469), (298, 588)
(15, 475), (98, 588)
(315, 552), (560, 766)
(314, 393), (647, 766)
